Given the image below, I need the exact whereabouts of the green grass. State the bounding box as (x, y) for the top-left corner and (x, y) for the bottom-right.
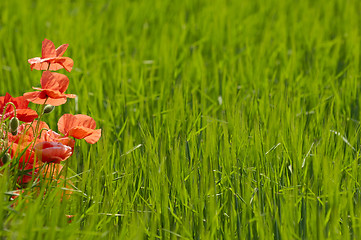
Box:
(1, 0), (361, 239)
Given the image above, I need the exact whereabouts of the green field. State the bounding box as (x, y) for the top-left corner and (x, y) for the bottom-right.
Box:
(1, 0), (361, 239)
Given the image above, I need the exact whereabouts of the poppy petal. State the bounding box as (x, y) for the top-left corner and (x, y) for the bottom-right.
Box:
(55, 44), (69, 57)
(42, 39), (56, 58)
(9, 95), (29, 109)
(58, 57), (74, 72)
(83, 129), (102, 144)
(65, 94), (77, 98)
(15, 109), (38, 122)
(48, 63), (64, 71)
(41, 71), (69, 92)
(42, 89), (64, 99)
(68, 126), (94, 139)
(40, 71), (58, 90)
(45, 97), (67, 106)
(23, 91), (42, 102)
(58, 114), (78, 135)
(28, 57), (42, 65)
(29, 62), (50, 71)
(75, 114), (96, 129)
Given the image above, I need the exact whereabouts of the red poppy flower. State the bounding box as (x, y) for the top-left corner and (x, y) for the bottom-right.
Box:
(28, 39), (73, 72)
(23, 71), (76, 106)
(58, 114), (101, 144)
(34, 141), (73, 164)
(0, 93), (38, 122)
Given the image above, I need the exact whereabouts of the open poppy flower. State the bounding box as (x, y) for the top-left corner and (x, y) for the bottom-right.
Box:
(23, 71), (76, 106)
(28, 39), (73, 72)
(34, 141), (73, 164)
(58, 114), (101, 144)
(0, 93), (38, 122)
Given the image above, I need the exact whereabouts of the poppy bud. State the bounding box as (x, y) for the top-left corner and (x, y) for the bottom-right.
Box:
(2, 153), (11, 164)
(43, 104), (55, 114)
(9, 117), (19, 133)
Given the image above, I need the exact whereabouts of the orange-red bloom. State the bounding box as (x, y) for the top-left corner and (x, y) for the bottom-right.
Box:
(0, 93), (38, 122)
(28, 39), (73, 72)
(58, 114), (101, 144)
(34, 141), (72, 164)
(23, 71), (76, 106)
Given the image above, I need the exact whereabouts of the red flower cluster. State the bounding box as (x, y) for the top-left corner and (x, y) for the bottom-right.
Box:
(1, 39), (101, 197)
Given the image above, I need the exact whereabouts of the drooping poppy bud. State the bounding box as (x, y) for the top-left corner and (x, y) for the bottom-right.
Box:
(9, 117), (19, 133)
(2, 153), (11, 164)
(43, 104), (55, 114)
